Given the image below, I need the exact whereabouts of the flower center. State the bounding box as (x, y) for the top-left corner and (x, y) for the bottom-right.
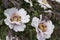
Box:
(38, 23), (46, 32)
(10, 14), (21, 22)
(42, 0), (47, 4)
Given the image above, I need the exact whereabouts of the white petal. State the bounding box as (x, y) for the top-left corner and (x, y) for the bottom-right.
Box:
(18, 8), (30, 23)
(4, 8), (18, 18)
(4, 19), (13, 29)
(44, 34), (51, 39)
(40, 4), (52, 9)
(45, 20), (55, 30)
(43, 20), (54, 38)
(31, 17), (39, 28)
(37, 0), (52, 9)
(18, 8), (27, 16)
(37, 0), (42, 3)
(13, 23), (26, 32)
(40, 15), (42, 21)
(38, 28), (46, 38)
(45, 4), (52, 8)
(29, 1), (33, 6)
(37, 32), (46, 40)
(4, 19), (10, 26)
(6, 36), (9, 40)
(21, 15), (30, 23)
(41, 4), (47, 9)
(24, 0), (29, 2)
(44, 10), (52, 13)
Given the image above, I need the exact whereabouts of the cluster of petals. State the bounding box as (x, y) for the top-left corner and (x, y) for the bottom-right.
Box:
(4, 8), (30, 32)
(31, 15), (55, 40)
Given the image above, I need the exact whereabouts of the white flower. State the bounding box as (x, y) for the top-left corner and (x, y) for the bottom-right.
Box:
(31, 15), (54, 40)
(24, 0), (33, 6)
(4, 8), (30, 32)
(37, 0), (52, 9)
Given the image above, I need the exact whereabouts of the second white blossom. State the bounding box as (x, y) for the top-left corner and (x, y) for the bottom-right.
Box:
(31, 15), (54, 40)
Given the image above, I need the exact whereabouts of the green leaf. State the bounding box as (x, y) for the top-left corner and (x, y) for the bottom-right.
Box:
(0, 19), (3, 25)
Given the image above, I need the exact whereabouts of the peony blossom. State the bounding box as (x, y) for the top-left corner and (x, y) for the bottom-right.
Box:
(31, 15), (54, 40)
(4, 8), (30, 32)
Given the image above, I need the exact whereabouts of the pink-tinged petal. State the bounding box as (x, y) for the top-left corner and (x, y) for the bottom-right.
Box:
(4, 8), (18, 18)
(18, 8), (27, 16)
(13, 23), (26, 32)
(21, 15), (30, 23)
(4, 19), (13, 29)
(31, 17), (40, 28)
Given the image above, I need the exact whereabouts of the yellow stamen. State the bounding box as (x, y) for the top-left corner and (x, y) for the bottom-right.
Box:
(10, 14), (21, 22)
(38, 23), (46, 32)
